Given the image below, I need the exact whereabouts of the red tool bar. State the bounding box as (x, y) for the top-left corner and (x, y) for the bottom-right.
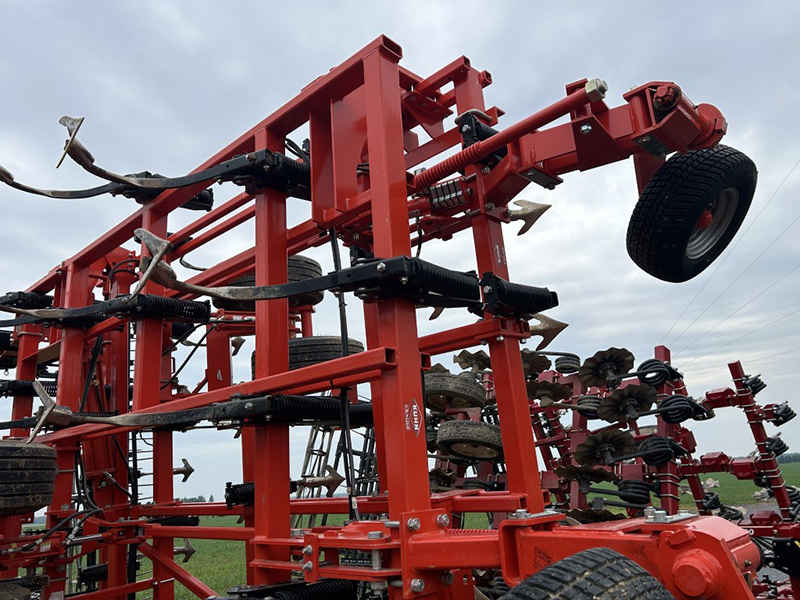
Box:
(413, 83), (598, 189)
(139, 542), (217, 599)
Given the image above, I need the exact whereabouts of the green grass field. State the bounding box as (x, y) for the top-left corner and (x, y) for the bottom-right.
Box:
(152, 464), (800, 599)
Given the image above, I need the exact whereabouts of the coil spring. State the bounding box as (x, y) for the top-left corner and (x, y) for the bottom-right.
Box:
(181, 189), (214, 211)
(171, 321), (196, 340)
(414, 142), (486, 190)
(0, 379), (58, 398)
(407, 258), (480, 301)
(702, 492), (722, 511)
(637, 359), (671, 386)
(772, 402), (796, 427)
(273, 579), (357, 600)
(137, 295), (210, 321)
(658, 395), (696, 424)
(0, 577), (43, 592)
(268, 395), (373, 426)
(76, 410), (118, 418)
(766, 436), (789, 457)
(616, 479), (653, 504)
(744, 374), (767, 396)
(78, 563), (108, 586)
(491, 278), (558, 315)
(576, 395), (602, 419)
(637, 436), (675, 467)
(225, 481), (255, 508)
(787, 486), (800, 505)
(270, 152), (311, 187)
(0, 291), (53, 309)
(554, 354), (580, 374)
(718, 505), (744, 521)
(147, 516), (200, 527)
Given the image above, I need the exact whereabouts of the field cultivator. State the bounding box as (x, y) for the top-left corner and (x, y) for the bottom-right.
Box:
(0, 34), (788, 600)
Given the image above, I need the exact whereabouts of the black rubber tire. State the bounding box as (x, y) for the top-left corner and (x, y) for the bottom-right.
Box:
(423, 373), (486, 413)
(437, 420), (503, 462)
(213, 255), (325, 312)
(0, 440), (57, 516)
(251, 336), (365, 378)
(626, 145), (757, 283)
(500, 547), (674, 600)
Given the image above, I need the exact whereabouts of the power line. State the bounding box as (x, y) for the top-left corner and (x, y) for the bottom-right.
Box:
(674, 260), (800, 355)
(661, 155), (800, 344)
(668, 195), (800, 348)
(683, 347), (800, 379)
(677, 305), (800, 369)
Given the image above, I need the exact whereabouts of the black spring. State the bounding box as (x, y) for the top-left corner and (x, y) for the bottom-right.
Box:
(171, 321), (196, 340)
(554, 354), (580, 374)
(273, 579), (357, 600)
(658, 395), (695, 424)
(269, 395), (373, 427)
(766, 436), (789, 457)
(225, 481), (255, 509)
(637, 359), (671, 386)
(702, 492), (722, 511)
(489, 278), (558, 315)
(0, 577), (43, 592)
(181, 189), (214, 212)
(0, 291), (53, 309)
(135, 295), (210, 322)
(78, 563), (108, 586)
(772, 402), (796, 427)
(718, 505), (744, 521)
(743, 374), (767, 396)
(269, 152), (312, 187)
(0, 379), (58, 398)
(407, 258), (480, 301)
(787, 486), (800, 505)
(576, 395), (602, 419)
(616, 479), (653, 504)
(637, 436), (675, 467)
(147, 516), (200, 527)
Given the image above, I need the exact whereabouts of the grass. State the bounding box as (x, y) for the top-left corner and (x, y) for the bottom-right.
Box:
(146, 465), (800, 599)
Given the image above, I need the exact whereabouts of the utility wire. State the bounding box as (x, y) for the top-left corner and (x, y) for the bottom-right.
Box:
(677, 305), (800, 369)
(661, 155), (800, 344)
(668, 194), (800, 348)
(675, 260), (800, 356)
(685, 347), (800, 379)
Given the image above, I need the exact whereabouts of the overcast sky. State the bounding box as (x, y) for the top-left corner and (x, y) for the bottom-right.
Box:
(1, 2), (798, 501)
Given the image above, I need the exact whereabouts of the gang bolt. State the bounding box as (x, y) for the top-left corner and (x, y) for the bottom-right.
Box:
(461, 124), (472, 133)
(410, 579), (425, 593)
(483, 285), (493, 294)
(580, 123), (593, 135)
(244, 402), (254, 411)
(302, 561), (313, 571)
(376, 262), (387, 272)
(441, 571), (455, 585)
(406, 517), (421, 531)
(436, 514), (450, 527)
(302, 545), (313, 554)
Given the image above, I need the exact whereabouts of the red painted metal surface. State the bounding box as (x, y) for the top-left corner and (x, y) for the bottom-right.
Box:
(0, 34), (779, 600)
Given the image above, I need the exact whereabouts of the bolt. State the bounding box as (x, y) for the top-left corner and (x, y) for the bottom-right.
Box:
(302, 545), (313, 554)
(367, 531), (384, 540)
(461, 124), (472, 133)
(400, 276), (409, 284)
(579, 123), (593, 135)
(436, 514), (450, 527)
(481, 167), (491, 175)
(485, 202), (495, 211)
(644, 506), (656, 520)
(652, 510), (669, 523)
(639, 135), (652, 143)
(496, 336), (504, 342)
(384, 520), (400, 528)
(406, 517), (421, 531)
(441, 571), (455, 585)
(303, 561), (313, 571)
(511, 509), (531, 519)
(244, 402), (254, 411)
(410, 579), (425, 593)
(376, 262), (387, 272)
(483, 285), (493, 294)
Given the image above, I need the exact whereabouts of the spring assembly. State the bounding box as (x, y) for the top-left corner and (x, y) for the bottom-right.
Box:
(0, 379), (58, 397)
(225, 481), (255, 509)
(636, 359), (673, 386)
(771, 402), (796, 426)
(743, 373), (767, 395)
(273, 579), (357, 600)
(78, 563), (108, 586)
(426, 178), (468, 212)
(657, 395), (709, 424)
(718, 504), (744, 521)
(268, 152), (312, 187)
(576, 395), (602, 419)
(132, 295), (211, 322)
(636, 436), (679, 467)
(702, 492), (722, 511)
(484, 276), (558, 316)
(406, 258), (480, 301)
(267, 395), (373, 427)
(616, 479), (654, 505)
(180, 188), (214, 212)
(0, 291), (53, 309)
(766, 435), (789, 457)
(554, 354), (580, 374)
(787, 486), (800, 505)
(147, 516), (200, 527)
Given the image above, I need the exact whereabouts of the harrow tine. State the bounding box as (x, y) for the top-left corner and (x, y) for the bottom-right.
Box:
(0, 163), (114, 199)
(529, 313), (568, 350)
(56, 115), (85, 168)
(130, 229), (175, 299)
(507, 199), (551, 236)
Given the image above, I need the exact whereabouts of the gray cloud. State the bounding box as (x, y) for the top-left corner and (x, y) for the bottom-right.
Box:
(1, 1), (798, 499)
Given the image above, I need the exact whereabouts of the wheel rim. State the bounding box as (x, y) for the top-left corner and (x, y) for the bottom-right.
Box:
(450, 442), (499, 459)
(685, 187), (739, 260)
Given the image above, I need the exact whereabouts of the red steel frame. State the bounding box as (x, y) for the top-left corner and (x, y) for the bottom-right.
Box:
(0, 35), (770, 600)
